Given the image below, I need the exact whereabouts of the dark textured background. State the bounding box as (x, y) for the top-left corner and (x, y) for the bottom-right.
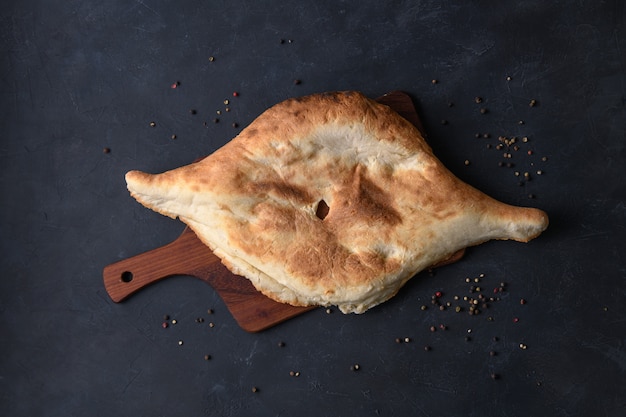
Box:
(1, 1), (625, 416)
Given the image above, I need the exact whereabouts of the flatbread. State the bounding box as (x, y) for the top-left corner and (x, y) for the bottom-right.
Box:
(126, 91), (548, 313)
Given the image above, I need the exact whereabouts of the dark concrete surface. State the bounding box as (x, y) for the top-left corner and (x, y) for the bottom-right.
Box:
(1, 1), (624, 416)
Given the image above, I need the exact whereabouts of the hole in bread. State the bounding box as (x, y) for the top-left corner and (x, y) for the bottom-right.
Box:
(315, 199), (330, 220)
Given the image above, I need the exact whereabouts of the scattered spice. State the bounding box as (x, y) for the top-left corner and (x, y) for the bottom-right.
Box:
(149, 121), (156, 127)
(171, 81), (180, 89)
(491, 373), (500, 380)
(233, 91), (239, 97)
(519, 343), (528, 350)
(464, 159), (470, 166)
(204, 354), (211, 360)
(474, 97), (483, 104)
(171, 319), (177, 325)
(278, 341), (285, 347)
(431, 79), (438, 84)
(293, 79), (302, 85)
(232, 122), (239, 128)
(424, 345), (431, 351)
(404, 337), (411, 343)
(480, 108), (488, 114)
(189, 109), (197, 115)
(178, 340), (183, 346)
(103, 147), (111, 154)
(529, 99), (537, 107)
(208, 56), (215, 62)
(350, 364), (361, 372)
(251, 386), (258, 393)
(223, 99), (229, 105)
(171, 134), (177, 139)
(162, 322), (168, 329)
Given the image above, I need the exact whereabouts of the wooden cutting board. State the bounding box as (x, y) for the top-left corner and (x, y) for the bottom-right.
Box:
(103, 91), (464, 332)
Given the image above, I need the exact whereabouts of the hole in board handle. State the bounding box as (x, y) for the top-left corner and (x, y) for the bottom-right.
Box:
(121, 271), (134, 283)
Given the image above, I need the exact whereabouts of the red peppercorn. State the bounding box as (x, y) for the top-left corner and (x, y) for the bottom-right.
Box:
(513, 317), (520, 323)
(233, 91), (239, 97)
(435, 291), (443, 298)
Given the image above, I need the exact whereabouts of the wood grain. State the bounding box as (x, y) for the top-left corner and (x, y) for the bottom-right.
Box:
(103, 91), (464, 332)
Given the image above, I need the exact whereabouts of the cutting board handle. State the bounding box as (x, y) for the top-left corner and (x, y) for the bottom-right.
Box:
(103, 228), (220, 302)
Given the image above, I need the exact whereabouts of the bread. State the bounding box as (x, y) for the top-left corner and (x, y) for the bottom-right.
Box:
(126, 91), (548, 313)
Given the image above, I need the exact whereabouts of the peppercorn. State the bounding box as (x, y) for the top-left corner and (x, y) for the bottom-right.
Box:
(293, 79), (301, 85)
(149, 121), (156, 127)
(204, 354), (211, 360)
(103, 147), (110, 154)
(529, 99), (537, 107)
(278, 341), (285, 347)
(251, 386), (258, 393)
(208, 56), (215, 62)
(189, 109), (197, 115)
(480, 108), (488, 114)
(350, 364), (360, 371)
(474, 97), (482, 104)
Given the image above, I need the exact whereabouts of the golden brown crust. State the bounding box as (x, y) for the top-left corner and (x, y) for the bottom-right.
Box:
(126, 91), (548, 313)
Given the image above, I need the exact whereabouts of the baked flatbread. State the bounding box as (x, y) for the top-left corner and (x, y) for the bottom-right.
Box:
(126, 91), (548, 313)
